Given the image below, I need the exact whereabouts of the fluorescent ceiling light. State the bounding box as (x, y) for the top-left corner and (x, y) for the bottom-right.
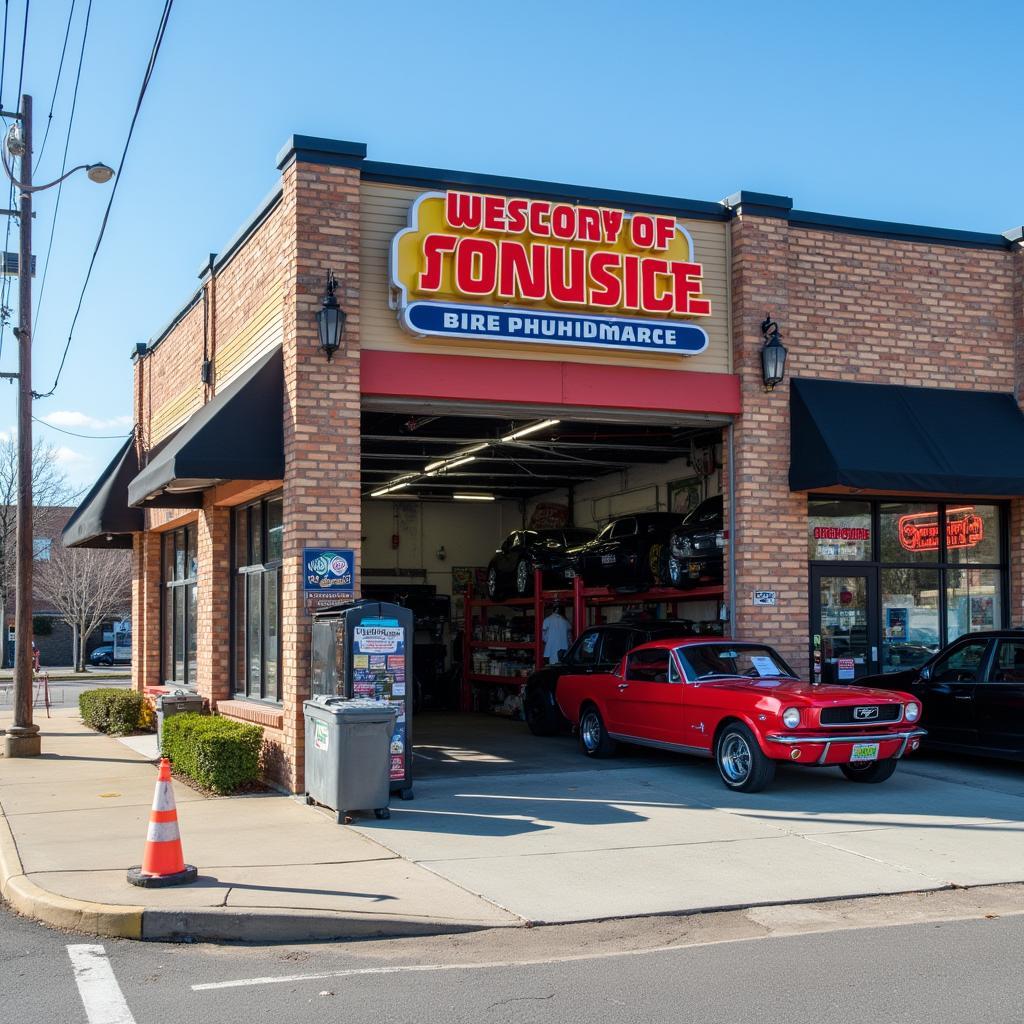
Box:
(423, 458), (448, 473)
(454, 493), (495, 501)
(444, 455), (476, 470)
(500, 418), (560, 443)
(459, 442), (489, 455)
(370, 482), (409, 497)
(425, 455), (477, 474)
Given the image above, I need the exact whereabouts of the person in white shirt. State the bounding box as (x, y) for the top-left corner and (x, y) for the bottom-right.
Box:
(542, 601), (572, 664)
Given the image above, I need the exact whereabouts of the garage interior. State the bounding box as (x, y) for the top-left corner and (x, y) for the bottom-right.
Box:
(359, 402), (729, 774)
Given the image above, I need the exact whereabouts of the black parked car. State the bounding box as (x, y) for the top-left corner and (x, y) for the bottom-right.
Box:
(564, 512), (688, 590)
(523, 619), (697, 735)
(486, 527), (596, 599)
(666, 495), (724, 588)
(861, 629), (1024, 760)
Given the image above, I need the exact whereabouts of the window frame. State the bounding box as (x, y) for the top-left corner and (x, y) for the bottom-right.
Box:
(161, 524), (198, 689)
(808, 496), (1009, 646)
(231, 493), (283, 703)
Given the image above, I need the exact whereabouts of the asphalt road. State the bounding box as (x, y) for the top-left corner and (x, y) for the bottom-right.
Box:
(3, 898), (1023, 1024)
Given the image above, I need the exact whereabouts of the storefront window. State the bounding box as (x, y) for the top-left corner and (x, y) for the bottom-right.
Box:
(162, 524), (198, 688)
(946, 567), (1001, 643)
(880, 568), (940, 673)
(946, 504), (1001, 566)
(880, 502), (939, 564)
(232, 494), (283, 702)
(807, 500), (871, 561)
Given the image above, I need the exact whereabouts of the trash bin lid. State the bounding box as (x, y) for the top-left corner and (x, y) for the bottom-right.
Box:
(303, 698), (397, 720)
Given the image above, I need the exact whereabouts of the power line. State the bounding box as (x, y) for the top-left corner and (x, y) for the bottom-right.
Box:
(35, 0), (76, 169)
(34, 0), (173, 400)
(32, 415), (130, 440)
(32, 0), (91, 336)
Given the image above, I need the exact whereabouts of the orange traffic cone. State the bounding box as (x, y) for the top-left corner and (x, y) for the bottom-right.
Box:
(127, 758), (197, 887)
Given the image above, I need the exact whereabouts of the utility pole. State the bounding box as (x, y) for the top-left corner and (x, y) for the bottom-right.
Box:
(5, 93), (38, 757)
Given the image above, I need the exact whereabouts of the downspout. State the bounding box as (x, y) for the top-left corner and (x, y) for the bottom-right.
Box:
(727, 420), (737, 639)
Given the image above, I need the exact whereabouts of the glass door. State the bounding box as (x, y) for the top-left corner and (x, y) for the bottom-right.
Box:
(811, 568), (880, 683)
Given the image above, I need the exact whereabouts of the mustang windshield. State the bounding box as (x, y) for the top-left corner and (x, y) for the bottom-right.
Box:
(675, 643), (798, 681)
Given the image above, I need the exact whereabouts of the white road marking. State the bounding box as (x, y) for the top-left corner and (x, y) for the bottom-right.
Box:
(67, 944), (138, 1024)
(191, 942), (713, 990)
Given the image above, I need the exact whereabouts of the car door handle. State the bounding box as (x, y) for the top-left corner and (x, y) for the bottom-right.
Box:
(617, 683), (629, 691)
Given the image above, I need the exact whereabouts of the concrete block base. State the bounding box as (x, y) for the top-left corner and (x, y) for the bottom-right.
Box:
(4, 733), (41, 758)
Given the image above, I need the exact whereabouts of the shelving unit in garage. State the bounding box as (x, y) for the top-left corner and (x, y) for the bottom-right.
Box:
(461, 570), (725, 713)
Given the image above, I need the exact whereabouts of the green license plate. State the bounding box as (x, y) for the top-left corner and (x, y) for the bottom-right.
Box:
(850, 742), (879, 762)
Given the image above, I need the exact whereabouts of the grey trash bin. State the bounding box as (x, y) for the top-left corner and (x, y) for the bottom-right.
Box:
(303, 697), (398, 824)
(156, 690), (204, 751)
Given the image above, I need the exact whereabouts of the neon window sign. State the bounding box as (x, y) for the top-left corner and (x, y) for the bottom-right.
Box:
(898, 507), (984, 552)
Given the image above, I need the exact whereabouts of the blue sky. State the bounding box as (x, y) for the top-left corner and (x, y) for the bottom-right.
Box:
(2, 0), (1022, 491)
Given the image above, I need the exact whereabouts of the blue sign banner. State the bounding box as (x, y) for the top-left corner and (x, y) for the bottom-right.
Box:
(303, 548), (355, 595)
(402, 301), (708, 356)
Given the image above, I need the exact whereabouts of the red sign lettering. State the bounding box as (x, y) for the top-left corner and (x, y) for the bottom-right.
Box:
(813, 526), (870, 541)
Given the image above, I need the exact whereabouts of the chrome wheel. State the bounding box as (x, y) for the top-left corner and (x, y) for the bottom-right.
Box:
(719, 733), (752, 783)
(487, 567), (498, 599)
(580, 710), (602, 753)
(515, 560), (530, 595)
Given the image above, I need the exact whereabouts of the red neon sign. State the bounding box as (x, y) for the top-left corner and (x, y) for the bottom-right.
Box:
(898, 507), (984, 552)
(813, 526), (869, 541)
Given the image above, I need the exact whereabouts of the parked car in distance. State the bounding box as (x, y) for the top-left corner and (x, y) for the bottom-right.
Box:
(88, 645), (130, 667)
(556, 638), (925, 791)
(861, 629), (1024, 760)
(563, 512), (687, 590)
(486, 527), (596, 599)
(522, 619), (698, 736)
(666, 495), (724, 588)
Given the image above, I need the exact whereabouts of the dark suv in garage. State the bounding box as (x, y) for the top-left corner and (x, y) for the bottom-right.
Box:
(523, 619), (698, 735)
(666, 495), (725, 588)
(487, 527), (597, 598)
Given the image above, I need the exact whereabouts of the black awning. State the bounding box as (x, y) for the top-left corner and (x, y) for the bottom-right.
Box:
(62, 436), (143, 549)
(790, 377), (1024, 495)
(128, 346), (284, 508)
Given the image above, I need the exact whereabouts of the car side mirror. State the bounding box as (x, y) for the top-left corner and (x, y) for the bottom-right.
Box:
(919, 665), (931, 681)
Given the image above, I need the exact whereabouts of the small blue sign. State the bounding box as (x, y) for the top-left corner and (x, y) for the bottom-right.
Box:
(303, 547), (355, 595)
(401, 301), (708, 356)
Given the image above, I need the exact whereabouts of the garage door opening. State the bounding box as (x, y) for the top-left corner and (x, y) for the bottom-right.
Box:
(360, 403), (731, 776)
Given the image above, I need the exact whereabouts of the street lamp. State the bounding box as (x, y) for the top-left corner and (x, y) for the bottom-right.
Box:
(316, 271), (346, 361)
(1, 95), (112, 759)
(760, 313), (788, 392)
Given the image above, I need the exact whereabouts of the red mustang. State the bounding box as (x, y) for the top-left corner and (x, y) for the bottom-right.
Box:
(556, 638), (926, 791)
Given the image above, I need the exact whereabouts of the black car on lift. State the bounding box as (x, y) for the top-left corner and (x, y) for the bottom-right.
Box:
(860, 629), (1024, 760)
(563, 512), (688, 590)
(523, 619), (698, 735)
(666, 495), (725, 588)
(486, 527), (596, 599)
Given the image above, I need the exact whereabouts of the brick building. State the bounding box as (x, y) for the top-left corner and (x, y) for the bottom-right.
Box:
(65, 135), (1024, 791)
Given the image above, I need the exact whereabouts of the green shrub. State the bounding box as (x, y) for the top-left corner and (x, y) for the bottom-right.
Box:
(162, 712), (262, 794)
(78, 688), (145, 736)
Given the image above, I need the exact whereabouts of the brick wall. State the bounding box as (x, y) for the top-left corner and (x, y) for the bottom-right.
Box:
(731, 214), (1022, 672)
(277, 158), (363, 793)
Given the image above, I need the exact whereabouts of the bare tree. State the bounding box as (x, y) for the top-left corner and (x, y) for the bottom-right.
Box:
(35, 546), (131, 672)
(0, 438), (76, 665)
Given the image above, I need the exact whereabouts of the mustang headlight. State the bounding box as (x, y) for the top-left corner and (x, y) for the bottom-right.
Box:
(782, 707), (801, 729)
(905, 702), (920, 722)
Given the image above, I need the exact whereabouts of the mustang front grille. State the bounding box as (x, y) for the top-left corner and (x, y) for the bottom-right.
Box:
(820, 704), (902, 726)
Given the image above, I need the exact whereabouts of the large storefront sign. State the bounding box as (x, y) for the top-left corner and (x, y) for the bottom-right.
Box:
(897, 508), (984, 552)
(390, 191), (711, 356)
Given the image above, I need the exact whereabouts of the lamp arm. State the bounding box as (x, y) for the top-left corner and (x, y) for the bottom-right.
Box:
(0, 144), (92, 194)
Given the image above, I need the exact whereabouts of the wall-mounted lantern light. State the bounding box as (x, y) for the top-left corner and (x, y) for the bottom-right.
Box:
(760, 313), (787, 392)
(316, 271), (347, 361)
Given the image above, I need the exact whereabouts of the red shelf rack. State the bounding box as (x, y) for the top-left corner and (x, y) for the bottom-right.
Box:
(461, 571), (725, 711)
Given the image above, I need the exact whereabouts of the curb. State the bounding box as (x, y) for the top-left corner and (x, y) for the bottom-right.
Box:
(0, 805), (144, 939)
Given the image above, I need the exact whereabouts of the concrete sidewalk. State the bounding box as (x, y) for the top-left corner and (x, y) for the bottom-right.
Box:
(3, 708), (1024, 943)
(0, 710), (518, 941)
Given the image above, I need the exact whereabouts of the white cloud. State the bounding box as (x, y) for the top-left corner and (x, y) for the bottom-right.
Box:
(54, 446), (88, 465)
(40, 411), (133, 431)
